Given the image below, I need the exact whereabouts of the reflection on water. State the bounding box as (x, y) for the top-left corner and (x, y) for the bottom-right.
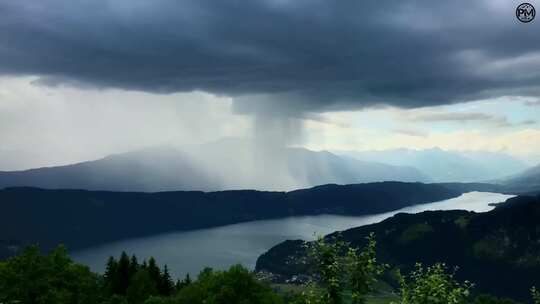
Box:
(73, 191), (514, 278)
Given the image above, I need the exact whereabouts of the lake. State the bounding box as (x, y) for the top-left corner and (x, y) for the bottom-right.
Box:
(73, 191), (514, 278)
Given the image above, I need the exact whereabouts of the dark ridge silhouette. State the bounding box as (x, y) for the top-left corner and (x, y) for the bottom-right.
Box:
(0, 182), (459, 257)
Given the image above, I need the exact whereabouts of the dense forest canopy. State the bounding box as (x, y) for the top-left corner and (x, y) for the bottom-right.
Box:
(1, 238), (538, 304)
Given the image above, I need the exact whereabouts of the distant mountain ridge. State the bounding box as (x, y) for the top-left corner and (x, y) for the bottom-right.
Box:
(0, 182), (460, 256)
(0, 142), (429, 192)
(433, 163), (540, 195)
(498, 163), (540, 194)
(337, 148), (528, 183)
(0, 147), (222, 192)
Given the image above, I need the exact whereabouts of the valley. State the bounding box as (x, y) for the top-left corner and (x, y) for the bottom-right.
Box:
(256, 194), (540, 301)
(0, 182), (461, 255)
(70, 191), (512, 278)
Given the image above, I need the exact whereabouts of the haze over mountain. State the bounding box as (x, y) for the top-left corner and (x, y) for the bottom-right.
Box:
(337, 148), (528, 183)
(0, 139), (428, 192)
(499, 163), (540, 194)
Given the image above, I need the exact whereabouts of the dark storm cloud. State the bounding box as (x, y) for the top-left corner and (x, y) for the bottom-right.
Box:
(1, 0), (540, 113)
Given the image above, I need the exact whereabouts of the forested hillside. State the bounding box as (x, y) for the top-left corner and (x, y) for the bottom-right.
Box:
(256, 195), (540, 301)
(0, 182), (460, 256)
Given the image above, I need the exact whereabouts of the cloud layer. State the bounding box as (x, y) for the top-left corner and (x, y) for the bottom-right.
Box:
(1, 0), (540, 114)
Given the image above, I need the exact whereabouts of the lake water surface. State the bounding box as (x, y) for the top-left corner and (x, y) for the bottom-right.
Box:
(73, 191), (514, 278)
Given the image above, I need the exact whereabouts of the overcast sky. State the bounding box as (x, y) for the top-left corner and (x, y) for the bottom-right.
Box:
(1, 0), (540, 170)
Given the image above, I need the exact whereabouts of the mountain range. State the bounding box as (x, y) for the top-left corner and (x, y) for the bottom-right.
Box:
(0, 141), (429, 192)
(2, 139), (539, 192)
(337, 148), (528, 183)
(498, 164), (540, 194)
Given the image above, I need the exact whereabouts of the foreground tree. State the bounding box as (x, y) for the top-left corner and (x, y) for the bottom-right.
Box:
(175, 273), (192, 291)
(0, 245), (102, 304)
(158, 265), (174, 296)
(346, 233), (385, 303)
(174, 265), (283, 304)
(532, 287), (540, 304)
(473, 294), (522, 304)
(103, 294), (129, 304)
(103, 252), (177, 302)
(296, 233), (385, 304)
(127, 269), (158, 304)
(395, 263), (472, 304)
(1, 243), (531, 304)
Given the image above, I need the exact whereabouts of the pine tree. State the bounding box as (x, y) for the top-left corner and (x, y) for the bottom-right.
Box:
(104, 256), (119, 294)
(117, 251), (131, 295)
(175, 273), (192, 291)
(158, 265), (174, 296)
(184, 273), (191, 286)
(129, 255), (139, 278)
(147, 257), (161, 287)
